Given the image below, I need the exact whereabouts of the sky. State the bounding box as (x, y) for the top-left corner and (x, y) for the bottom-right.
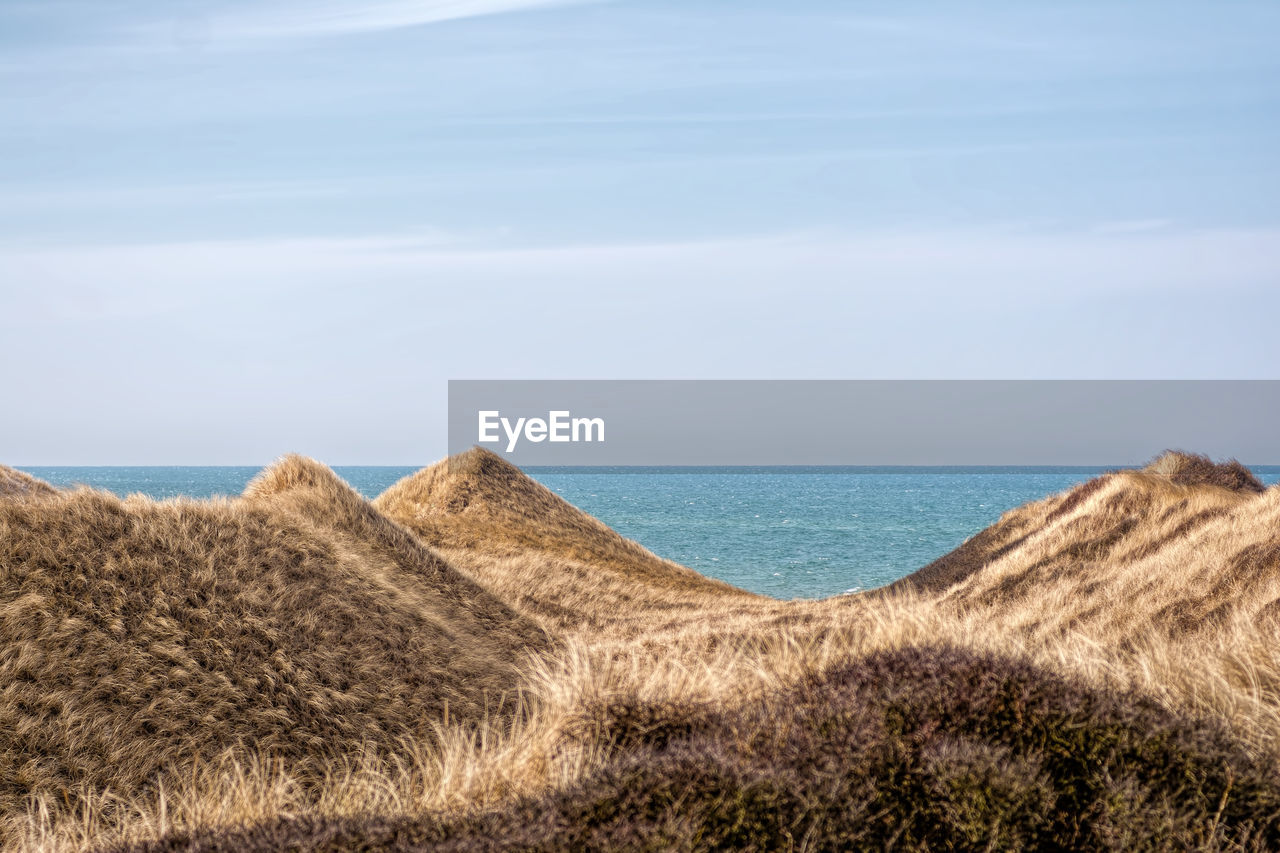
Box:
(2, 0), (1279, 463)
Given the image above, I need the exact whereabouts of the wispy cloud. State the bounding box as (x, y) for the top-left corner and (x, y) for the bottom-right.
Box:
(1092, 219), (1175, 234)
(200, 0), (598, 42)
(6, 225), (1278, 298)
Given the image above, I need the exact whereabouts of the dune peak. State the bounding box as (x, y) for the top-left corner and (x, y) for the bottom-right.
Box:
(0, 464), (57, 500)
(1142, 450), (1265, 494)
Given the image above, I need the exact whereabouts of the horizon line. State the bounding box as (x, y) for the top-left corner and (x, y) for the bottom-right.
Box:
(15, 462), (1280, 469)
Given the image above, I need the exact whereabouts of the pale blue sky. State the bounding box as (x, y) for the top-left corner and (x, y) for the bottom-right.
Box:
(2, 1), (1279, 463)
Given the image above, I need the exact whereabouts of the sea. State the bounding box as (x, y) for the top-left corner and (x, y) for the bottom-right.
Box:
(20, 465), (1280, 600)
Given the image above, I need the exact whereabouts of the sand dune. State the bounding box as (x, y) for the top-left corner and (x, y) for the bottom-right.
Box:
(243, 455), (550, 655)
(375, 448), (758, 635)
(0, 465), (57, 500)
(5, 450), (1280, 851)
(0, 459), (544, 840)
(897, 452), (1280, 640)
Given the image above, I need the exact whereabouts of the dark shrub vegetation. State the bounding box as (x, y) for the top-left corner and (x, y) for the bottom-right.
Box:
(122, 645), (1280, 852)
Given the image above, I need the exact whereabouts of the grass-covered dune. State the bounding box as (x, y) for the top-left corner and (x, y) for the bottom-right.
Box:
(375, 448), (759, 636)
(0, 465), (57, 501)
(0, 458), (547, 843)
(894, 451), (1280, 639)
(3, 450), (1280, 851)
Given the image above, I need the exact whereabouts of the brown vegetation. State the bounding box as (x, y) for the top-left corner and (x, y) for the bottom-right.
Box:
(118, 645), (1280, 852)
(3, 448), (1279, 851)
(896, 451), (1280, 642)
(1145, 450), (1266, 494)
(0, 459), (545, 843)
(374, 448), (760, 636)
(0, 466), (57, 501)
(242, 455), (549, 655)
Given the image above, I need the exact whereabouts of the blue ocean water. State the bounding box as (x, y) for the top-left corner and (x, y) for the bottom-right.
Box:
(20, 465), (1280, 599)
(21, 467), (418, 503)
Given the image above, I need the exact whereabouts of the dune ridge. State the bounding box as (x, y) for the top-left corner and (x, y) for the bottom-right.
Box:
(894, 451), (1280, 639)
(0, 465), (57, 500)
(5, 450), (1280, 851)
(242, 455), (550, 655)
(899, 451), (1266, 594)
(0, 459), (545, 842)
(374, 448), (760, 636)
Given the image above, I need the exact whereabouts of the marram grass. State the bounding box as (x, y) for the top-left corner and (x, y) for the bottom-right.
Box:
(3, 450), (1280, 851)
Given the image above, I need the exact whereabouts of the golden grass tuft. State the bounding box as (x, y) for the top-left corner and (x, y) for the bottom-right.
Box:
(1144, 449), (1266, 494)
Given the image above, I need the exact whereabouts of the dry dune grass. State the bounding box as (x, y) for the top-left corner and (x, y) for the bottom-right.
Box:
(117, 644), (1280, 852)
(0, 466), (57, 501)
(374, 448), (751, 597)
(241, 455), (550, 656)
(88, 596), (1280, 852)
(1146, 450), (1267, 493)
(375, 449), (761, 637)
(898, 451), (1280, 643)
(0, 461), (547, 848)
(5, 449), (1280, 851)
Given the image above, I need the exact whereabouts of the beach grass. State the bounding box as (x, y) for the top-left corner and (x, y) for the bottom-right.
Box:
(4, 450), (1280, 850)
